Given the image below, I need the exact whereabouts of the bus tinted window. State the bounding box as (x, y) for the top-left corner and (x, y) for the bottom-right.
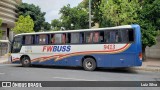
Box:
(105, 30), (121, 43)
(128, 29), (134, 42)
(36, 34), (49, 44)
(53, 33), (66, 44)
(86, 32), (93, 43)
(93, 31), (104, 43)
(119, 30), (128, 43)
(86, 31), (104, 43)
(51, 34), (55, 44)
(79, 32), (84, 43)
(66, 32), (84, 44)
(62, 33), (66, 44)
(119, 29), (134, 43)
(24, 35), (34, 45)
(105, 29), (134, 43)
(71, 33), (80, 43)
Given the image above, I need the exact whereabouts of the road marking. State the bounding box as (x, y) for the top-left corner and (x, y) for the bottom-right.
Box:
(52, 77), (97, 81)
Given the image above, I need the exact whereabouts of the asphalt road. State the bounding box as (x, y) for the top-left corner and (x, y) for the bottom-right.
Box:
(0, 64), (160, 90)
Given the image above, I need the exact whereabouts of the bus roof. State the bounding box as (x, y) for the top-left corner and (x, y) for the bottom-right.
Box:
(15, 25), (134, 36)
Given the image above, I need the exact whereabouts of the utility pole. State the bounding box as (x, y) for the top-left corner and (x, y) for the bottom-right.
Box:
(89, 0), (91, 29)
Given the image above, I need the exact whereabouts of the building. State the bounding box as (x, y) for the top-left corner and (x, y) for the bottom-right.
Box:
(146, 36), (160, 59)
(0, 0), (21, 56)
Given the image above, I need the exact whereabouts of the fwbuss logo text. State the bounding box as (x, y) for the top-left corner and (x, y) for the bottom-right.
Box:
(42, 45), (71, 52)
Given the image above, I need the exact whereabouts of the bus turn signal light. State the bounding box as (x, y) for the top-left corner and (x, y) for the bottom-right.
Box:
(139, 53), (142, 60)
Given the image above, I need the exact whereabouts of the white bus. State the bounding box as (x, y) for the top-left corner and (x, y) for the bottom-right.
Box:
(11, 24), (142, 71)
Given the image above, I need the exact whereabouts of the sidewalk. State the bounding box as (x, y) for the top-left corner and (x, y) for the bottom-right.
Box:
(0, 55), (11, 64)
(0, 56), (160, 72)
(132, 58), (160, 72)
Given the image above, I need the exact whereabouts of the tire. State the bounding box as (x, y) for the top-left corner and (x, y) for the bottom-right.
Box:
(83, 58), (96, 71)
(21, 56), (31, 67)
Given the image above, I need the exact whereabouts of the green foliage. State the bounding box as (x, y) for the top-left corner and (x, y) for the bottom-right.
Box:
(98, 0), (159, 48)
(59, 4), (89, 30)
(100, 0), (139, 27)
(13, 15), (34, 34)
(17, 3), (46, 32)
(80, 0), (102, 26)
(51, 19), (62, 31)
(0, 19), (2, 38)
(43, 22), (51, 31)
(137, 0), (160, 47)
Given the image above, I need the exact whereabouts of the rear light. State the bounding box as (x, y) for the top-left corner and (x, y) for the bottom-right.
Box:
(139, 52), (142, 60)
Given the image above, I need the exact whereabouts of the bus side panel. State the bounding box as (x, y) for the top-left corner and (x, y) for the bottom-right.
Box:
(11, 54), (21, 64)
(111, 43), (137, 67)
(31, 55), (81, 67)
(92, 54), (112, 67)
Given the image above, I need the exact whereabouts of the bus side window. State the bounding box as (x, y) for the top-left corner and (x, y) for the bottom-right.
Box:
(119, 29), (128, 43)
(86, 32), (93, 43)
(71, 33), (80, 43)
(38, 34), (49, 44)
(93, 32), (99, 43)
(93, 31), (104, 43)
(80, 32), (84, 43)
(105, 30), (120, 43)
(62, 33), (66, 44)
(105, 31), (110, 43)
(51, 34), (55, 44)
(67, 33), (71, 43)
(128, 29), (134, 42)
(54, 34), (61, 44)
(25, 35), (34, 45)
(35, 35), (39, 44)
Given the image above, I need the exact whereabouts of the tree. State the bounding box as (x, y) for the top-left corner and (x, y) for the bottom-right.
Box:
(137, 0), (160, 60)
(59, 4), (89, 30)
(17, 3), (46, 32)
(100, 0), (139, 27)
(13, 15), (34, 34)
(51, 19), (62, 31)
(43, 22), (51, 31)
(80, 0), (102, 27)
(0, 19), (2, 38)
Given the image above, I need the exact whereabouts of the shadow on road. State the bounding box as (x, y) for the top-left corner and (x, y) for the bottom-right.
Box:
(14, 64), (138, 74)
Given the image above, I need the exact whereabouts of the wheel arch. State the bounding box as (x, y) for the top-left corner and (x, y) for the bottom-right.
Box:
(20, 55), (31, 63)
(81, 55), (97, 66)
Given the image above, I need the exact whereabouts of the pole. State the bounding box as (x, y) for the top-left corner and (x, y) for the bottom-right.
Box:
(89, 0), (91, 29)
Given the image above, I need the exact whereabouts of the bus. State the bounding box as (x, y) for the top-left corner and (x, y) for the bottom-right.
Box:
(10, 24), (142, 71)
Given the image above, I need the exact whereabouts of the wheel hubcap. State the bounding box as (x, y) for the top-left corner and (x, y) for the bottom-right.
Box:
(86, 61), (92, 69)
(24, 59), (29, 64)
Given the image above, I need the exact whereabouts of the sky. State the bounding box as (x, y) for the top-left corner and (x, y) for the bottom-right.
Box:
(22, 0), (83, 23)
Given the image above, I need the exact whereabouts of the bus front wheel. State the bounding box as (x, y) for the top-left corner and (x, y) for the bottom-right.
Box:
(21, 56), (31, 67)
(83, 58), (96, 71)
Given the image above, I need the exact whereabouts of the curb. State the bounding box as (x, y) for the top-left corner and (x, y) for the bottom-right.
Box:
(132, 67), (160, 72)
(0, 61), (11, 64)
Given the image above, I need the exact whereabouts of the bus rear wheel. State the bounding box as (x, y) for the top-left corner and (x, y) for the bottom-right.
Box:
(83, 58), (96, 71)
(21, 56), (31, 67)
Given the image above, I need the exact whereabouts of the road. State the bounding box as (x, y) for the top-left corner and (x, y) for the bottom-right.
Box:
(0, 64), (160, 90)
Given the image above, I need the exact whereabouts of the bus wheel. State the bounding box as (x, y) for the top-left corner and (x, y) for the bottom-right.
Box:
(21, 56), (31, 67)
(83, 58), (96, 71)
